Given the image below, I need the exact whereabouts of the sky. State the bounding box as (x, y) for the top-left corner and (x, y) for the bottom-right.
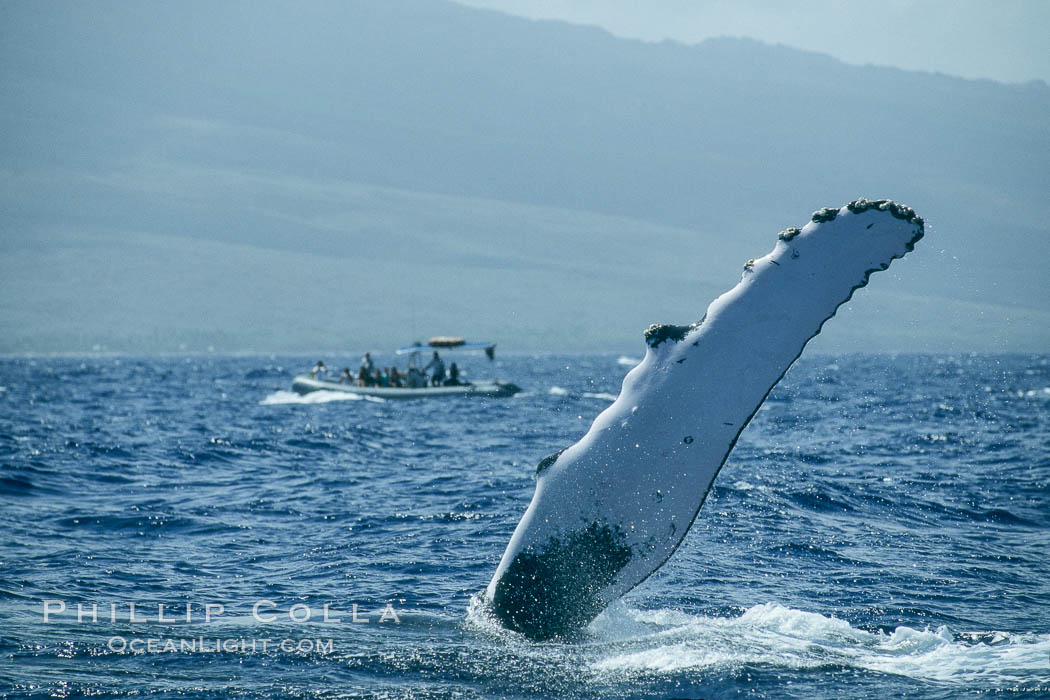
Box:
(454, 0), (1050, 85)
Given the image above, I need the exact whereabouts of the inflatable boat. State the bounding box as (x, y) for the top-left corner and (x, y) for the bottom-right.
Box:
(292, 338), (520, 399)
(291, 376), (520, 399)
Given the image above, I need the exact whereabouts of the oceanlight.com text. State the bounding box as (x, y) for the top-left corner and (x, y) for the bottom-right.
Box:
(107, 636), (334, 654)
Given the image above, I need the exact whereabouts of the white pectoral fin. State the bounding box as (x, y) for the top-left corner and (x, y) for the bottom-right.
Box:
(487, 199), (924, 640)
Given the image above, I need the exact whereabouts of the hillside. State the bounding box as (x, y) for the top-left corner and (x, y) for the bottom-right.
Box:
(1, 0), (1047, 352)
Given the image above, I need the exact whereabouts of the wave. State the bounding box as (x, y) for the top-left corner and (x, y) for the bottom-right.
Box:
(244, 366), (290, 380)
(582, 392), (618, 402)
(548, 386), (617, 402)
(0, 475), (35, 496)
(259, 390), (385, 405)
(463, 597), (1049, 687)
(586, 602), (1050, 686)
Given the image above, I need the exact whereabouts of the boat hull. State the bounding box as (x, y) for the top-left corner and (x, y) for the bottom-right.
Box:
(291, 376), (520, 399)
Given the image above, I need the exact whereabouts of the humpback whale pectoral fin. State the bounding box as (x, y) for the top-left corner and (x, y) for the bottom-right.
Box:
(536, 447), (568, 475)
(488, 199), (924, 641)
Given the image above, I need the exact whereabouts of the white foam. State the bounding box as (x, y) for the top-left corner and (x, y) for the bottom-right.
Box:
(617, 356), (641, 367)
(588, 603), (1050, 686)
(546, 387), (616, 401)
(582, 392), (618, 402)
(259, 390), (385, 405)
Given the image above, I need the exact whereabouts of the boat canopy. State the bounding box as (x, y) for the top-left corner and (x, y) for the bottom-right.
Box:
(396, 340), (496, 360)
(427, 336), (465, 347)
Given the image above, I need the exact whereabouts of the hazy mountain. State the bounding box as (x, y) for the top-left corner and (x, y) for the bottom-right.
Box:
(2, 0), (1047, 353)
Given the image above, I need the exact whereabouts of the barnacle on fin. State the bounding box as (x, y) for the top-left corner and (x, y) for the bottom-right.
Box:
(644, 323), (691, 349)
(847, 198), (924, 231)
(537, 448), (567, 475)
(811, 207), (839, 223)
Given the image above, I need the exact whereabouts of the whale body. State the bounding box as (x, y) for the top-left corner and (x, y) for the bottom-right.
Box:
(486, 199), (924, 640)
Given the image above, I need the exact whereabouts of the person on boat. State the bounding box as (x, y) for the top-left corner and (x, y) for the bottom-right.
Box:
(445, 362), (461, 386)
(406, 366), (426, 388)
(357, 366), (370, 387)
(360, 352), (375, 377)
(389, 367), (403, 387)
(378, 368), (391, 387)
(339, 367), (353, 383)
(425, 351), (445, 387)
(310, 361), (328, 379)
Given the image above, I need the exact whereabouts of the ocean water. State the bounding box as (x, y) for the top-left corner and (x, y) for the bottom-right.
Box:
(1, 353), (1048, 699)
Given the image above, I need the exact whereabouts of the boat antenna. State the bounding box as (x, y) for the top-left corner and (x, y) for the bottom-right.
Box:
(411, 300), (417, 346)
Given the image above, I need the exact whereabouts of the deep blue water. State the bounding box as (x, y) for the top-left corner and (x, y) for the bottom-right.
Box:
(1, 353), (1048, 698)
